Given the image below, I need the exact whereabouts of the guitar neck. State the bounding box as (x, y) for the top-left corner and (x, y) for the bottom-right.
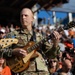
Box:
(27, 34), (54, 53)
(27, 39), (47, 53)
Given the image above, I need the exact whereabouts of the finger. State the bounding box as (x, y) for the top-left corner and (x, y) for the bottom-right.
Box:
(54, 31), (60, 39)
(20, 51), (27, 56)
(53, 31), (58, 39)
(20, 49), (27, 53)
(20, 49), (27, 56)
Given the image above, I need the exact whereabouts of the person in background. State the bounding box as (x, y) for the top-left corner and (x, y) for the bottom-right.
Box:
(9, 23), (15, 32)
(0, 28), (6, 39)
(53, 59), (73, 75)
(48, 58), (59, 75)
(15, 25), (20, 30)
(0, 53), (11, 75)
(5, 26), (10, 33)
(71, 34), (75, 49)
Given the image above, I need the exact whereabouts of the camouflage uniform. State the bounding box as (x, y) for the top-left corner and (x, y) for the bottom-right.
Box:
(3, 29), (60, 75)
(45, 42), (60, 59)
(5, 29), (50, 75)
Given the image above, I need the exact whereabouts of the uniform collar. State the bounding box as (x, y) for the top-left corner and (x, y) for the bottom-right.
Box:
(23, 29), (33, 35)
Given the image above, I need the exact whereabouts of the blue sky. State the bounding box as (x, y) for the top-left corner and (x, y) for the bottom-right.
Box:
(38, 10), (68, 24)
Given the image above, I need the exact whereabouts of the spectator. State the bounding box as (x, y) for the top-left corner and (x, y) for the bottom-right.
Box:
(53, 59), (73, 75)
(0, 28), (6, 39)
(0, 53), (11, 75)
(9, 23), (15, 32)
(48, 58), (59, 75)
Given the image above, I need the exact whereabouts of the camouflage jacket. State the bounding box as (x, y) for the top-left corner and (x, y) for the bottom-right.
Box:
(1, 29), (60, 75)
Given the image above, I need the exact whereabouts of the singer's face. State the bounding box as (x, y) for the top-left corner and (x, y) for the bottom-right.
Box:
(20, 8), (34, 28)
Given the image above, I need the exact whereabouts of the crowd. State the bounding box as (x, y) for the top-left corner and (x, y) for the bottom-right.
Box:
(0, 8), (75, 75)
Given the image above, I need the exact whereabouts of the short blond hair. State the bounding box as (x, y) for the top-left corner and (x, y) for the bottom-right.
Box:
(20, 8), (34, 19)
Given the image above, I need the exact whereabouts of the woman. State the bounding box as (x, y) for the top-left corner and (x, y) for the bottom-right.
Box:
(48, 58), (59, 75)
(0, 56), (11, 75)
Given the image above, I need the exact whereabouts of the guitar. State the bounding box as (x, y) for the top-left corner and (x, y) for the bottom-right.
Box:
(0, 38), (18, 48)
(7, 34), (54, 73)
